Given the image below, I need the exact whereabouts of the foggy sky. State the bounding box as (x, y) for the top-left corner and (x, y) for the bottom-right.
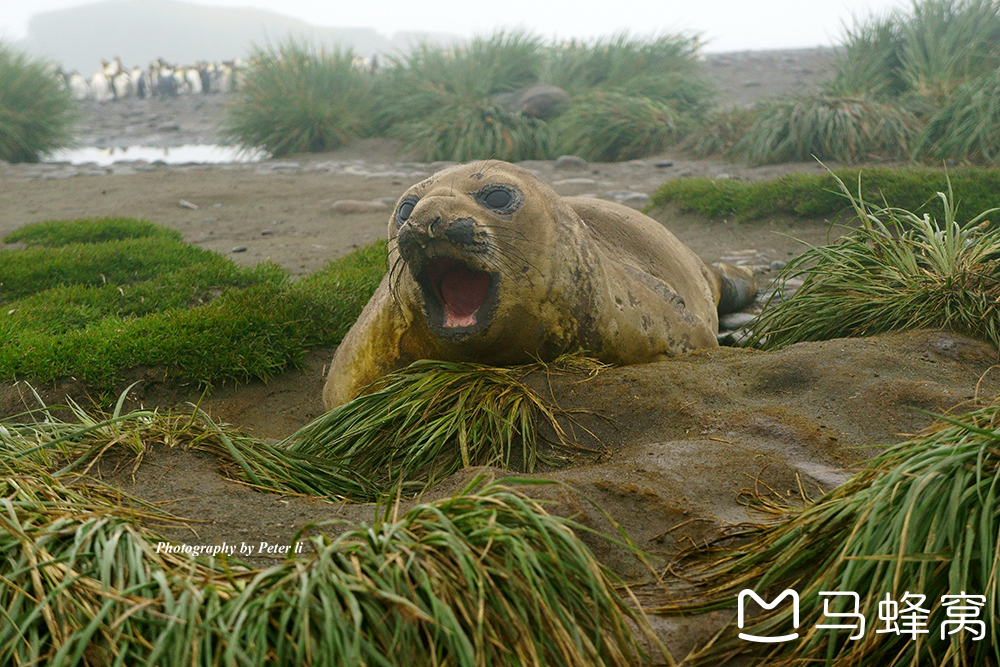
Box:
(3, 0), (907, 52)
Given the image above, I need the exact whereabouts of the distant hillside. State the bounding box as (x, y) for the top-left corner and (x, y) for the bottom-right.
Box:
(20, 0), (461, 75)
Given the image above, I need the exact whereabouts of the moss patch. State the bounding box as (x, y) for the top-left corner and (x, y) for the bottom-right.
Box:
(0, 218), (386, 394)
(650, 166), (1000, 222)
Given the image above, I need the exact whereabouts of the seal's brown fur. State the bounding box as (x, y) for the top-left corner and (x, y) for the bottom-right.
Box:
(323, 160), (755, 408)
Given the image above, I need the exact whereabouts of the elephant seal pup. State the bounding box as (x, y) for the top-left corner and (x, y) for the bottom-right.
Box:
(323, 160), (756, 409)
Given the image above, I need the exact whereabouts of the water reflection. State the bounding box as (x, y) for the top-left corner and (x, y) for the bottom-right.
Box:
(48, 145), (266, 166)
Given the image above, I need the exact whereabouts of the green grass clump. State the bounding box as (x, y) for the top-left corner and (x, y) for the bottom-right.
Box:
(4, 216), (182, 246)
(373, 30), (546, 134)
(399, 101), (554, 162)
(286, 358), (601, 497)
(545, 32), (712, 117)
(732, 95), (919, 165)
(687, 0), (1000, 166)
(649, 166), (1000, 222)
(749, 173), (1000, 349)
(0, 42), (76, 163)
(554, 92), (680, 162)
(221, 40), (372, 157)
(825, 13), (909, 98)
(0, 218), (387, 393)
(900, 0), (1000, 103)
(0, 236), (232, 302)
(659, 397), (1000, 666)
(913, 67), (1000, 165)
(682, 106), (764, 158)
(0, 463), (650, 667)
(375, 31), (554, 161)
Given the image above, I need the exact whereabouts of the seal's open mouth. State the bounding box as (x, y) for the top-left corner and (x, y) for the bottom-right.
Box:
(418, 257), (497, 333)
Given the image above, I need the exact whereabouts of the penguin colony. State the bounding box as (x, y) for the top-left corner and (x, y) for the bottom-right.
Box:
(54, 55), (379, 102)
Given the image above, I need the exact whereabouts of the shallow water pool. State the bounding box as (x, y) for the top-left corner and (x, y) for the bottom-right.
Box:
(48, 144), (266, 166)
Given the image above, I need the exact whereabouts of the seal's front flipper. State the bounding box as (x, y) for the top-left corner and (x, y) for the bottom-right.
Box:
(714, 263), (758, 315)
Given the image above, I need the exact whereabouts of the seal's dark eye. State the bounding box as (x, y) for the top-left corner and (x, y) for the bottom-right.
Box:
(397, 199), (416, 223)
(483, 188), (512, 209)
(476, 185), (520, 213)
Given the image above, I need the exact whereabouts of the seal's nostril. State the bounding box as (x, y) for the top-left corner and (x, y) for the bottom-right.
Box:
(427, 217), (442, 238)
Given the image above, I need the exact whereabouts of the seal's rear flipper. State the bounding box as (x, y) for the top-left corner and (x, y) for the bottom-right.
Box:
(715, 263), (758, 315)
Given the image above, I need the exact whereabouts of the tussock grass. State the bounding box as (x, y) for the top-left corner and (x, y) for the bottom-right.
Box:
(400, 101), (554, 162)
(3, 393), (377, 499)
(649, 166), (1000, 222)
(682, 106), (763, 159)
(376, 31), (552, 161)
(657, 397), (1000, 666)
(373, 30), (545, 134)
(900, 0), (1000, 103)
(0, 463), (650, 666)
(0, 42), (75, 163)
(554, 92), (680, 162)
(4, 354), (603, 502)
(0, 218), (386, 393)
(733, 95), (919, 165)
(545, 32), (712, 116)
(749, 173), (1000, 349)
(287, 358), (604, 497)
(221, 40), (372, 157)
(826, 12), (909, 98)
(914, 67), (1000, 165)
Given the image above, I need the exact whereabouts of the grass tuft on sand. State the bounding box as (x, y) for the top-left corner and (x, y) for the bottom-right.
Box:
(749, 172), (1000, 350)
(655, 396), (1000, 666)
(0, 42), (76, 163)
(0, 458), (651, 666)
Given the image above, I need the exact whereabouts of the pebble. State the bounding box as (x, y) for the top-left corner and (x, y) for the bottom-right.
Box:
(554, 155), (589, 170)
(327, 199), (390, 214)
(231, 246), (247, 253)
(552, 177), (596, 186)
(719, 312), (759, 331)
(770, 260), (788, 271)
(178, 199), (199, 210)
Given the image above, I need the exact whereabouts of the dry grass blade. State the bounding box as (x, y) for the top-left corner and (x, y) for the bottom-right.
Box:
(286, 358), (605, 500)
(0, 469), (652, 666)
(0, 390), (377, 500)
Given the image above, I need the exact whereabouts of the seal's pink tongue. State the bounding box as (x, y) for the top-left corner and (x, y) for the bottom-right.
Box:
(438, 264), (489, 328)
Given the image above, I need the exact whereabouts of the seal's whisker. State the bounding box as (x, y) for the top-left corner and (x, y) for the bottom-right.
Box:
(491, 239), (540, 275)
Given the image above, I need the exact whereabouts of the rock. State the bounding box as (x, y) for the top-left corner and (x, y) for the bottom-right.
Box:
(554, 155), (589, 171)
(494, 83), (570, 120)
(719, 312), (758, 331)
(327, 199), (391, 214)
(231, 246), (247, 253)
(178, 199), (198, 210)
(621, 192), (651, 207)
(770, 260), (788, 271)
(552, 177), (596, 186)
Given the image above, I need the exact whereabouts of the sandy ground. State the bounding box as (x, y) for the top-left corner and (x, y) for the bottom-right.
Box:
(6, 47), (993, 662)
